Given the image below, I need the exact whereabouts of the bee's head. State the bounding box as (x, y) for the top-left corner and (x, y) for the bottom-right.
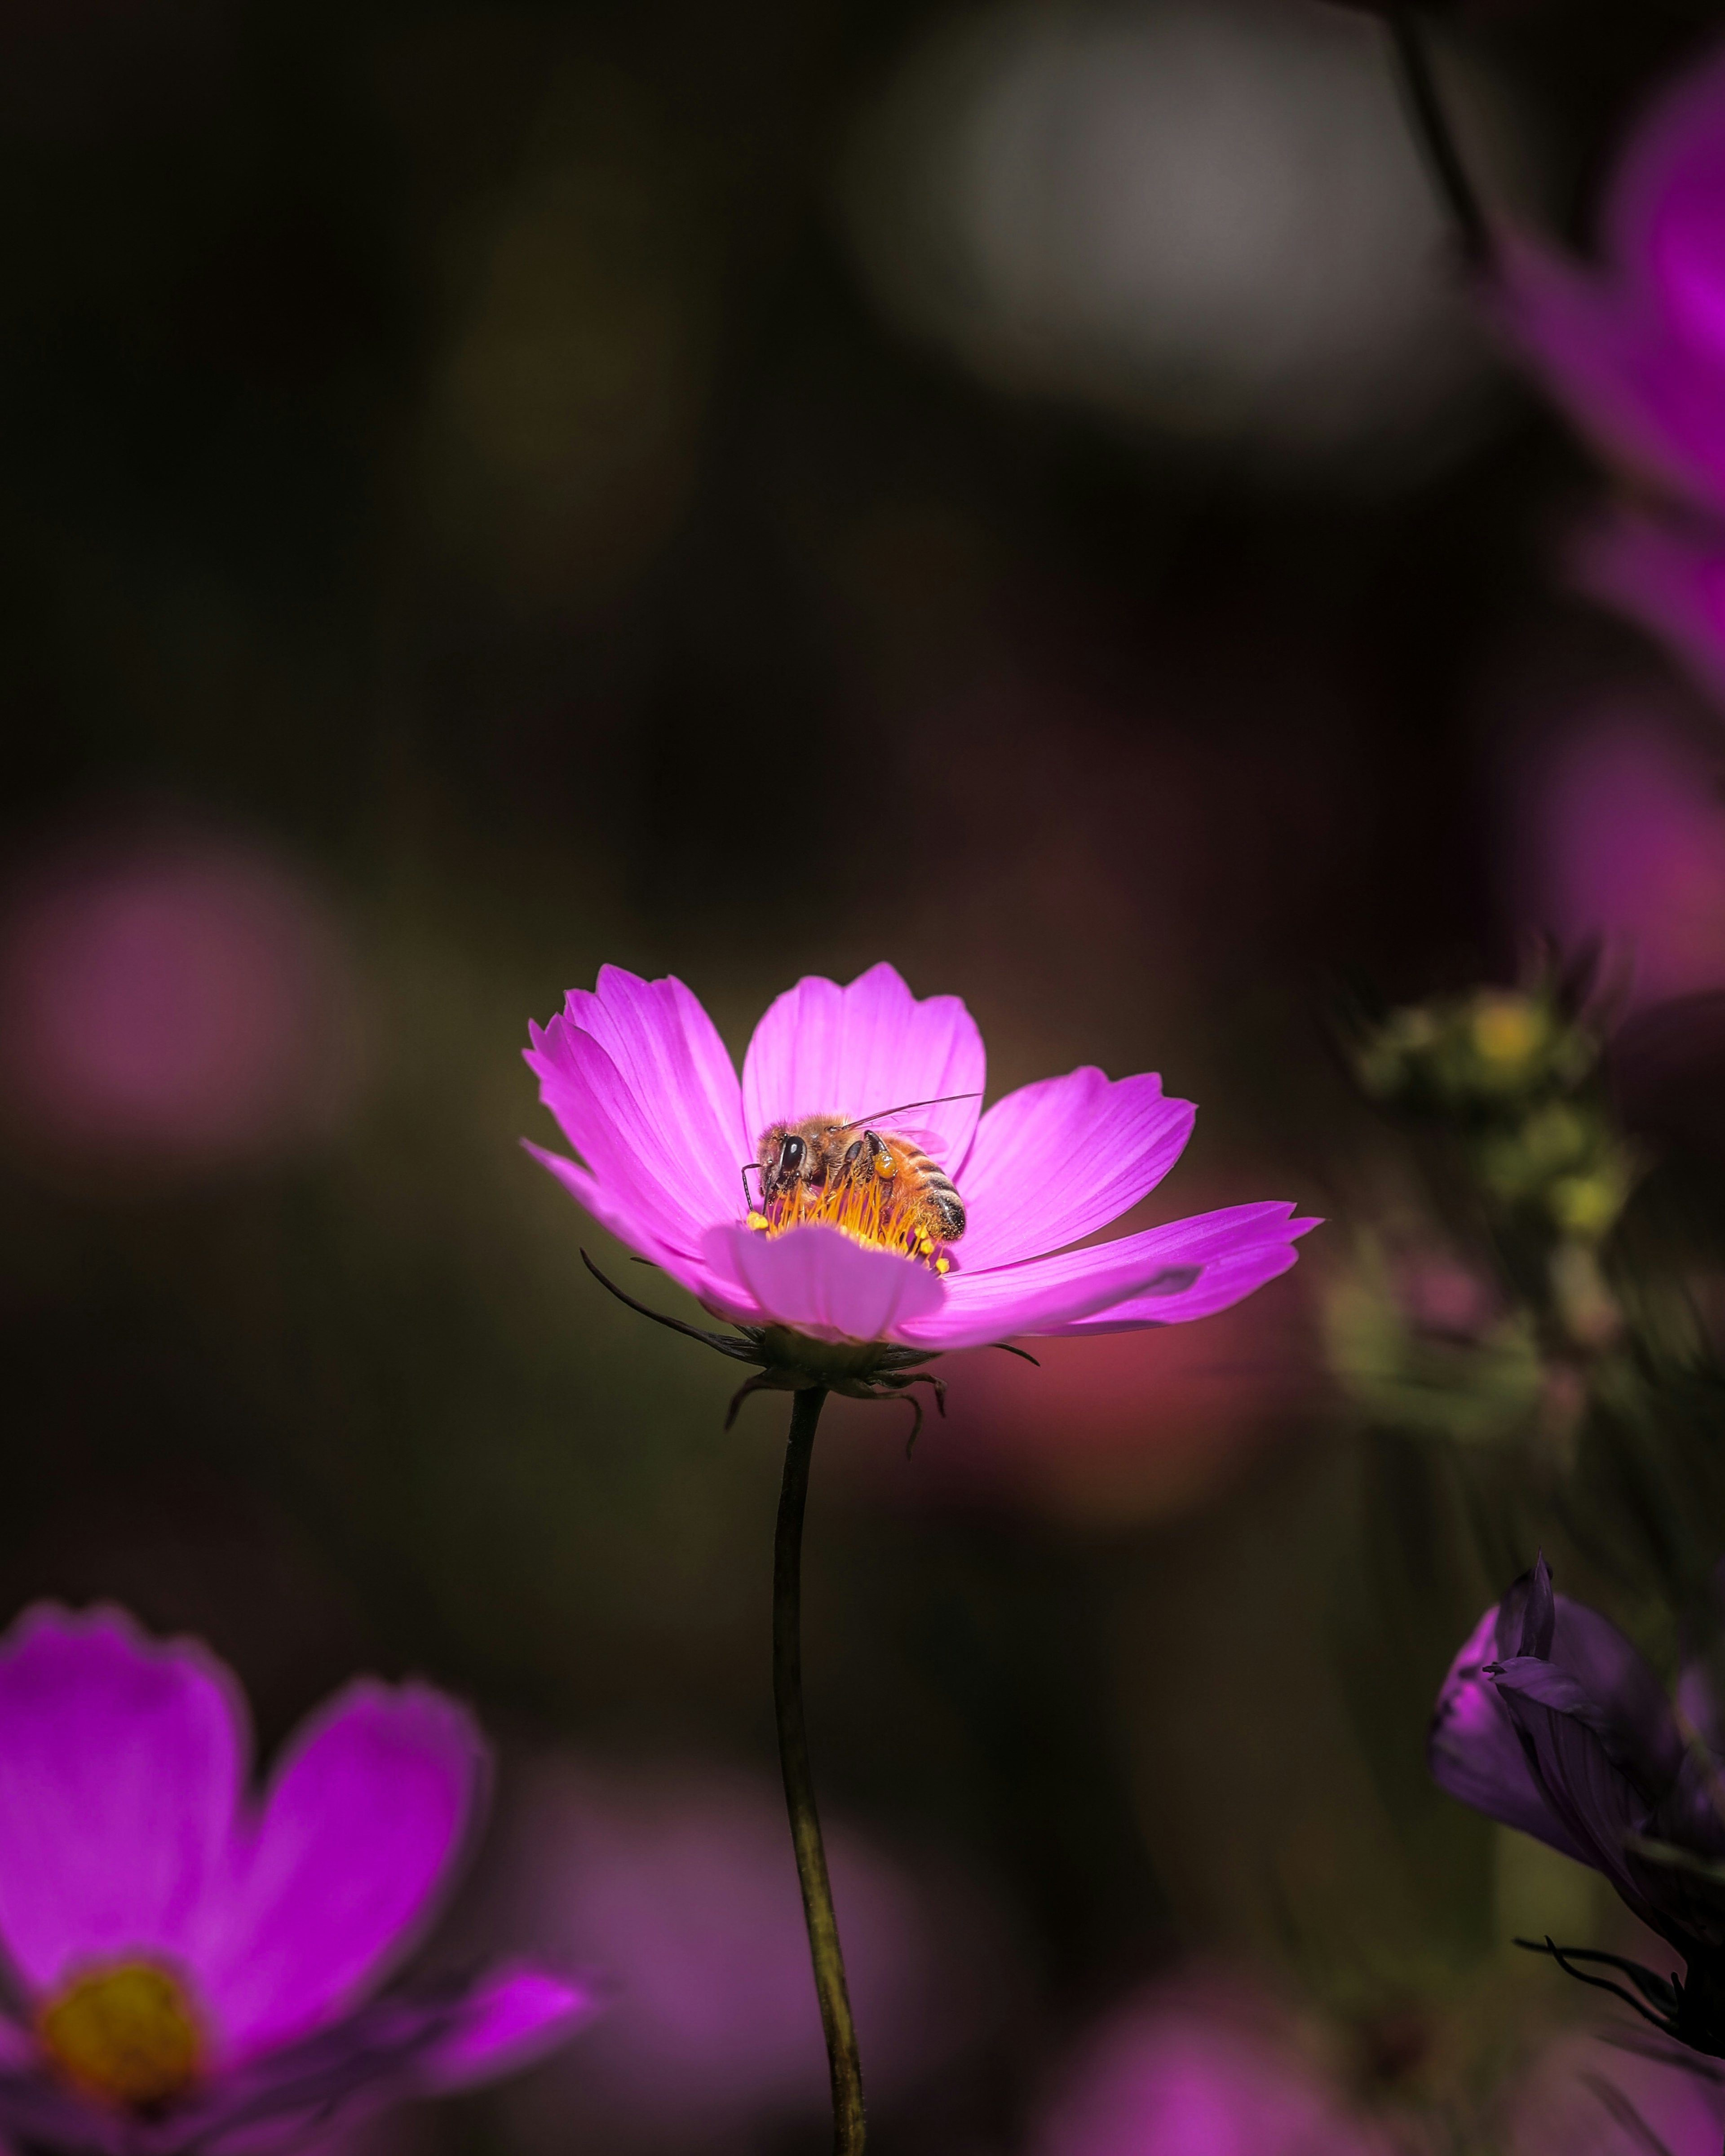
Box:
(758, 1124), (811, 1206)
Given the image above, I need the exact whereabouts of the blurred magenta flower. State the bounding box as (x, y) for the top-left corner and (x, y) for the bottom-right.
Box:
(1500, 39), (1725, 516)
(1510, 696), (1725, 1010)
(0, 822), (366, 1170)
(483, 1756), (1020, 2152)
(0, 1604), (592, 2155)
(1495, 37), (1725, 700)
(1505, 2025), (1725, 2155)
(1031, 1977), (1387, 2156)
(1578, 514), (1725, 711)
(1430, 1554), (1725, 2050)
(525, 963), (1315, 1357)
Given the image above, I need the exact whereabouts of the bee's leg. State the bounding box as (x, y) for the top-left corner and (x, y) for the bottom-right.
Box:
(865, 1128), (898, 1180)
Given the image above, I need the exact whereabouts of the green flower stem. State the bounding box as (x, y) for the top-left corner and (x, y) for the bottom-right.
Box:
(773, 1385), (866, 2155)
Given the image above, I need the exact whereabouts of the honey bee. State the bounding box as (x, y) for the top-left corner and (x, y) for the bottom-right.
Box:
(746, 1093), (975, 1259)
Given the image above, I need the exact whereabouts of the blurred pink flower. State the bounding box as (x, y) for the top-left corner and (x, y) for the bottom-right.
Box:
(0, 821), (367, 1169)
(1031, 1978), (1386, 2156)
(1493, 37), (1725, 703)
(480, 1754), (1022, 2153)
(1578, 512), (1725, 711)
(1505, 2028), (1725, 2155)
(1500, 39), (1725, 517)
(1508, 698), (1725, 1008)
(0, 1603), (592, 2156)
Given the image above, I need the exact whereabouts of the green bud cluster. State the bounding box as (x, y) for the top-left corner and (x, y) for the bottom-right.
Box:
(1353, 985), (1634, 1247)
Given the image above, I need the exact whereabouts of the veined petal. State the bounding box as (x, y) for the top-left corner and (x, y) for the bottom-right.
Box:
(1544, 1599), (1685, 1800)
(1489, 1660), (1654, 1900)
(900, 1204), (1313, 1351)
(702, 1222), (947, 1343)
(954, 1069), (1194, 1269)
(526, 969), (746, 1257)
(199, 1683), (489, 2057)
(1429, 1607), (1591, 1863)
(0, 1605), (248, 1999)
(741, 964), (984, 1173)
(1037, 1204), (1317, 1333)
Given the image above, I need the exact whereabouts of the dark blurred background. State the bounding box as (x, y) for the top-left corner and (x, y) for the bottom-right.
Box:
(7, 0), (1725, 2149)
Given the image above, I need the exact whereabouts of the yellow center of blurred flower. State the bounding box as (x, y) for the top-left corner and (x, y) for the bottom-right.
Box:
(38, 1961), (203, 2109)
(748, 1168), (952, 1271)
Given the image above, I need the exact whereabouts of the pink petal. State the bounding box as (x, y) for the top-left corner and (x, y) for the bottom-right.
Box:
(702, 1223), (947, 1343)
(199, 1683), (489, 2058)
(902, 1204), (1316, 1351)
(522, 1144), (739, 1312)
(0, 1604), (248, 1998)
(740, 965), (984, 1175)
(1497, 231), (1725, 517)
(954, 1069), (1194, 1269)
(417, 1966), (603, 2092)
(1041, 1205), (1318, 1332)
(526, 969), (746, 1258)
(1428, 1607), (1591, 1864)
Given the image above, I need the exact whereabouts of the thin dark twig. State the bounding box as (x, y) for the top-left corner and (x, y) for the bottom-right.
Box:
(774, 1388), (866, 2155)
(1386, 4), (1493, 271)
(1513, 1940), (1679, 2010)
(580, 1250), (761, 1361)
(724, 1372), (782, 1429)
(1516, 1938), (1676, 2030)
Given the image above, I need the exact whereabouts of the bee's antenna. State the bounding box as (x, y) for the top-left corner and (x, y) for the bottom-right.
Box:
(740, 1160), (762, 1209)
(835, 1091), (982, 1133)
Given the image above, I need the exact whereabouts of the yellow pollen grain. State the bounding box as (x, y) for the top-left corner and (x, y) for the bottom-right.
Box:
(39, 1960), (203, 2110)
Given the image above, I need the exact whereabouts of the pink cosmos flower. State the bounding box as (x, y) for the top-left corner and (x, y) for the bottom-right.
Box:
(0, 1605), (594, 2156)
(523, 964), (1315, 1380)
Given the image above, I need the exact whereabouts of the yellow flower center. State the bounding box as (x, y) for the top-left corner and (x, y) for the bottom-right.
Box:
(747, 1154), (952, 1272)
(38, 1960), (204, 2109)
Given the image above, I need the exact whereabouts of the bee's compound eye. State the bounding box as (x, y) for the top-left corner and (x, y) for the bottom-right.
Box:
(779, 1135), (805, 1171)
